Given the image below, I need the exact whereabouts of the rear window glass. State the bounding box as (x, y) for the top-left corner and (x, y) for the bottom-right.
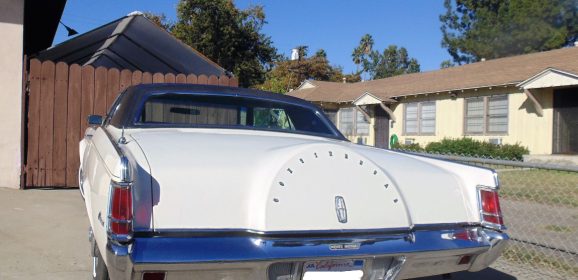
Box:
(137, 93), (337, 137)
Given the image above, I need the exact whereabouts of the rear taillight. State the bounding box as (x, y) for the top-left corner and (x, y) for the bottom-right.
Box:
(478, 188), (504, 228)
(109, 181), (133, 238)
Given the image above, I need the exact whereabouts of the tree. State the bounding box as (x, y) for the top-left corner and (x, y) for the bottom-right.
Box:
(256, 48), (359, 93)
(440, 60), (455, 69)
(314, 49), (327, 58)
(352, 35), (420, 80)
(369, 45), (420, 79)
(352, 34), (374, 75)
(143, 12), (173, 31)
(170, 0), (278, 87)
(440, 0), (578, 64)
(295, 45), (309, 61)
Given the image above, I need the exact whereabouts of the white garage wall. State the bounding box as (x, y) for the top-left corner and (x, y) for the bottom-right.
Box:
(0, 0), (24, 188)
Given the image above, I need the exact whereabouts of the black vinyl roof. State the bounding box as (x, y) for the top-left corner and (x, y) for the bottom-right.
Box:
(125, 83), (319, 108)
(34, 14), (228, 77)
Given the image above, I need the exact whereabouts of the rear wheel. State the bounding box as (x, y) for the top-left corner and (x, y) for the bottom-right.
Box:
(92, 244), (109, 280)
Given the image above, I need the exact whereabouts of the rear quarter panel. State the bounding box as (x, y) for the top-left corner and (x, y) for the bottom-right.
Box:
(81, 127), (122, 263)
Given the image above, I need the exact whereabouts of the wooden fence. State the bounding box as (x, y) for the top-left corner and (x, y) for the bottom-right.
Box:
(24, 59), (237, 188)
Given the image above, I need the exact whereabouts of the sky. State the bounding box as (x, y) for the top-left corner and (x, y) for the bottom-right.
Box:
(54, 0), (451, 74)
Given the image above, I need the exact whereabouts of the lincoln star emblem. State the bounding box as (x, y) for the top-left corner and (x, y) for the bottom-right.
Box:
(335, 196), (348, 223)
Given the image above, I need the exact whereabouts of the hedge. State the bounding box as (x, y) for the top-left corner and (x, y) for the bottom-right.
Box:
(391, 138), (529, 161)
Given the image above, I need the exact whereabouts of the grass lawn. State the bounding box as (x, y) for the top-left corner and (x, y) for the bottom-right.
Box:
(495, 168), (578, 207)
(502, 243), (578, 277)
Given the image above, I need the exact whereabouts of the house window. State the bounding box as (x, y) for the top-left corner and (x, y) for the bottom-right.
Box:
(356, 110), (370, 136)
(420, 101), (436, 134)
(405, 103), (418, 134)
(465, 95), (508, 134)
(338, 107), (370, 137)
(324, 110), (337, 125)
(487, 95), (508, 133)
(404, 101), (436, 135)
(465, 97), (485, 134)
(339, 107), (354, 136)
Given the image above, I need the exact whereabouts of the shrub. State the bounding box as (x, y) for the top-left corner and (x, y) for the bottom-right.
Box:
(391, 142), (424, 152)
(424, 138), (529, 160)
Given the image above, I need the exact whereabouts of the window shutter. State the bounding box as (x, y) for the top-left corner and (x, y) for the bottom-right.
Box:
(405, 103), (418, 134)
(465, 97), (484, 134)
(338, 107), (354, 137)
(488, 95), (508, 133)
(355, 109), (370, 136)
(420, 101), (436, 134)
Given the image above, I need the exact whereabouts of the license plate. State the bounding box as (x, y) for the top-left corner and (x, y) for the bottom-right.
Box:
(302, 260), (364, 280)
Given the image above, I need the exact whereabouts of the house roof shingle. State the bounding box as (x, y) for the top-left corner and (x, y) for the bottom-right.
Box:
(288, 47), (578, 102)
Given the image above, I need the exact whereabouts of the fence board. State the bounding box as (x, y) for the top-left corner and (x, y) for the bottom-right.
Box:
(132, 70), (143, 85)
(142, 72), (152, 84)
(94, 67), (108, 117)
(186, 74), (197, 84)
(219, 76), (230, 86)
(165, 73), (176, 83)
(106, 68), (120, 110)
(176, 74), (186, 83)
(65, 64), (82, 187)
(38, 61), (55, 186)
(120, 69), (132, 92)
(229, 77), (238, 87)
(198, 75), (208, 84)
(80, 66), (95, 140)
(208, 75), (219, 85)
(52, 62), (69, 185)
(25, 60), (238, 188)
(153, 73), (164, 83)
(26, 59), (42, 185)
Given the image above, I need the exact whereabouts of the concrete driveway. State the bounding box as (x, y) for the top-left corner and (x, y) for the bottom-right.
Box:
(0, 188), (522, 280)
(0, 188), (90, 280)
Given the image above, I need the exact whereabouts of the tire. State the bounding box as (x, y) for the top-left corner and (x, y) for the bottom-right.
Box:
(92, 244), (110, 280)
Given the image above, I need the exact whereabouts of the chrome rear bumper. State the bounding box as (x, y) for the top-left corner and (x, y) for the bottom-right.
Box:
(105, 227), (508, 280)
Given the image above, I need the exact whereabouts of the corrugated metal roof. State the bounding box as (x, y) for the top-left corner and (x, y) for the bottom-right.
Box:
(34, 14), (228, 77)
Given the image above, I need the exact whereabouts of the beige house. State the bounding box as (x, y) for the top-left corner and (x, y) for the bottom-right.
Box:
(0, 0), (66, 188)
(288, 47), (578, 157)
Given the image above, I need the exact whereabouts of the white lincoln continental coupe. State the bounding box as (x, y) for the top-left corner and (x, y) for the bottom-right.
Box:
(80, 84), (508, 280)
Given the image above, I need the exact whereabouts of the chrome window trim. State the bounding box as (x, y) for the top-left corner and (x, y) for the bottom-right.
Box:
(130, 91), (344, 139)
